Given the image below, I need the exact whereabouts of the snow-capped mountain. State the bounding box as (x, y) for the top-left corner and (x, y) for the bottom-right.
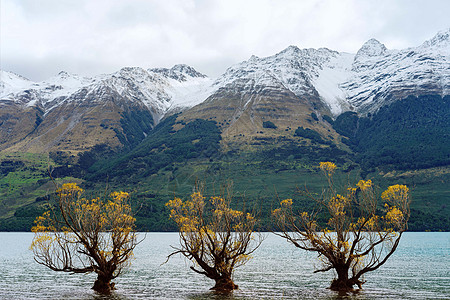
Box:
(0, 65), (212, 153)
(1, 64), (212, 122)
(209, 45), (352, 116)
(342, 30), (450, 113)
(1, 29), (448, 153)
(2, 28), (449, 119)
(182, 46), (342, 142)
(178, 29), (449, 149)
(207, 28), (449, 116)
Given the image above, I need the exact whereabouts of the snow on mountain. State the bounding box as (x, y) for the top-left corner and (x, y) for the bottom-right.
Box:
(342, 29), (450, 113)
(32, 72), (95, 107)
(212, 46), (341, 106)
(421, 28), (450, 52)
(211, 45), (357, 115)
(163, 76), (213, 111)
(211, 29), (449, 115)
(0, 65), (213, 122)
(312, 53), (354, 115)
(355, 39), (387, 58)
(2, 28), (449, 120)
(75, 65), (212, 122)
(151, 64), (207, 81)
(0, 70), (95, 109)
(146, 64), (213, 111)
(96, 65), (212, 121)
(0, 70), (32, 98)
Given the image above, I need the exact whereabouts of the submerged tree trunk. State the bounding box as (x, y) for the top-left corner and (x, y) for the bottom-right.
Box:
(211, 277), (238, 291)
(330, 266), (364, 291)
(92, 273), (115, 294)
(330, 266), (349, 291)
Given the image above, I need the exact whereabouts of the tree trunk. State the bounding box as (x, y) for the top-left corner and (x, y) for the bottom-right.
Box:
(211, 277), (238, 291)
(92, 274), (115, 294)
(330, 266), (353, 291)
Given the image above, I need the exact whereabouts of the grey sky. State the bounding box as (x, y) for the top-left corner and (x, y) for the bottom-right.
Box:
(1, 0), (449, 81)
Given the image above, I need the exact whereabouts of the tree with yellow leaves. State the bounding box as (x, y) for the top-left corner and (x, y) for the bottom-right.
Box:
(166, 188), (263, 291)
(273, 162), (410, 291)
(30, 183), (138, 294)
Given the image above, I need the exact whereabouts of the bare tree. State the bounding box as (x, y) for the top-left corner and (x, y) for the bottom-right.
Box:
(273, 162), (410, 291)
(31, 183), (138, 294)
(166, 188), (263, 291)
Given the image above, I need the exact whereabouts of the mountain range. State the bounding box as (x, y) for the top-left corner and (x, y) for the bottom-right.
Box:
(0, 29), (449, 232)
(1, 29), (449, 154)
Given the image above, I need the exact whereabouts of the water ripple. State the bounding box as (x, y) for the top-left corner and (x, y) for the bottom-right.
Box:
(0, 232), (448, 299)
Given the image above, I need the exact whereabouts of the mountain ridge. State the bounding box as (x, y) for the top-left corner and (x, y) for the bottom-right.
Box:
(2, 29), (449, 118)
(0, 30), (449, 232)
(1, 29), (449, 154)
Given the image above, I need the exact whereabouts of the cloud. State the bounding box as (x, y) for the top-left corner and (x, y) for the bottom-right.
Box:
(1, 0), (449, 81)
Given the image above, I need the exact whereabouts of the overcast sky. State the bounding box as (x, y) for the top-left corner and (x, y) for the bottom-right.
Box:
(1, 0), (449, 81)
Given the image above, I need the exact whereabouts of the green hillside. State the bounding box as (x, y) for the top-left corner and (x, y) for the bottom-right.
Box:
(1, 95), (449, 232)
(334, 95), (450, 172)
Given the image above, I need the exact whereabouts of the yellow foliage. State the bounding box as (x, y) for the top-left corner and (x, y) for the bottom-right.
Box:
(347, 187), (358, 195)
(110, 191), (129, 202)
(166, 190), (260, 282)
(30, 182), (138, 293)
(365, 215), (378, 230)
(31, 182), (137, 269)
(280, 198), (293, 207)
(56, 183), (83, 198)
(166, 197), (183, 209)
(384, 204), (404, 225)
(30, 233), (54, 251)
(328, 194), (349, 216)
(271, 208), (281, 217)
(273, 163), (410, 289)
(356, 179), (373, 191)
(381, 184), (409, 203)
(31, 211), (55, 233)
(319, 161), (336, 176)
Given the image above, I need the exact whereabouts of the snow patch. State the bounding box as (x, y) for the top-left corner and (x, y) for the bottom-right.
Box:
(0, 70), (33, 99)
(313, 53), (354, 115)
(165, 76), (213, 109)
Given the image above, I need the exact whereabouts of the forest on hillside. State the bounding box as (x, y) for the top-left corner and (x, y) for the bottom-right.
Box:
(0, 95), (449, 232)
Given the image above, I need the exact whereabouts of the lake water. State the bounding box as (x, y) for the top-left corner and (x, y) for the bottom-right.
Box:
(0, 232), (448, 299)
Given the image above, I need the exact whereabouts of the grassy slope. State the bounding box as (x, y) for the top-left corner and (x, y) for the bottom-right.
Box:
(0, 152), (83, 230)
(90, 153), (449, 232)
(0, 153), (53, 218)
(1, 94), (449, 231)
(0, 151), (448, 231)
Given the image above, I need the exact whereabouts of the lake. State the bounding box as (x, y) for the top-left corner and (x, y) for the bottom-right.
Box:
(0, 232), (448, 299)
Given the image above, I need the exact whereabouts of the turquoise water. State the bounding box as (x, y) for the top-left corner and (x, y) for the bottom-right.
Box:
(0, 232), (448, 299)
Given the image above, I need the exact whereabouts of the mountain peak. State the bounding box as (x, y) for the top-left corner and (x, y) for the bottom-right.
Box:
(171, 64), (206, 78)
(1, 70), (31, 83)
(279, 45), (301, 55)
(57, 70), (70, 77)
(421, 28), (450, 49)
(1, 70), (32, 97)
(118, 66), (147, 75)
(356, 38), (387, 58)
(150, 64), (206, 81)
(53, 71), (85, 82)
(248, 55), (259, 62)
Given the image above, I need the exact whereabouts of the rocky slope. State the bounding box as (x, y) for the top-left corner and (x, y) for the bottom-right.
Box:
(181, 46), (340, 148)
(1, 29), (449, 153)
(182, 29), (450, 148)
(0, 65), (211, 153)
(203, 28), (450, 117)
